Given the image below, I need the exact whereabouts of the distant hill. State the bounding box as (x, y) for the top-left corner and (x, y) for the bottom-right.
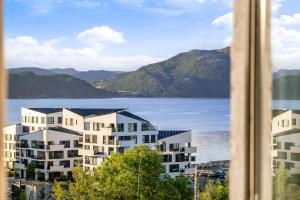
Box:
(273, 75), (300, 100)
(95, 48), (230, 97)
(9, 67), (55, 76)
(8, 72), (115, 98)
(8, 67), (124, 82)
(273, 69), (300, 80)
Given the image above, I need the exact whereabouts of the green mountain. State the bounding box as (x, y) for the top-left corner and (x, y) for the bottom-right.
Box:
(273, 75), (300, 100)
(95, 48), (230, 97)
(8, 72), (114, 98)
(9, 67), (124, 82)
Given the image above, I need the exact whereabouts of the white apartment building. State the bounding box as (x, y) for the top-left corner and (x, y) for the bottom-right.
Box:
(157, 130), (196, 178)
(15, 127), (82, 181)
(3, 124), (23, 168)
(10, 107), (196, 179)
(21, 108), (63, 133)
(62, 108), (158, 171)
(272, 109), (300, 183)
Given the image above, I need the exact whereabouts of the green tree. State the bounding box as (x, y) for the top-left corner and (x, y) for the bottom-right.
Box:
(54, 145), (193, 200)
(159, 175), (193, 200)
(199, 180), (228, 200)
(26, 163), (35, 180)
(273, 163), (300, 200)
(273, 163), (289, 200)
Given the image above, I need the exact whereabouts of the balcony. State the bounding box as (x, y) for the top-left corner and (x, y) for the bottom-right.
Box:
(46, 144), (65, 151)
(20, 144), (29, 148)
(118, 140), (136, 147)
(31, 155), (46, 160)
(14, 163), (25, 169)
(181, 147), (197, 153)
(49, 165), (64, 171)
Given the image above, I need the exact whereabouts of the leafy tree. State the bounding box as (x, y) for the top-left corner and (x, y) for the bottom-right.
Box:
(54, 145), (193, 200)
(159, 175), (193, 200)
(199, 180), (228, 200)
(273, 163), (300, 200)
(26, 163), (35, 180)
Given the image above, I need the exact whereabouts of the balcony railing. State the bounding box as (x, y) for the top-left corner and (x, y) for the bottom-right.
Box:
(20, 144), (29, 148)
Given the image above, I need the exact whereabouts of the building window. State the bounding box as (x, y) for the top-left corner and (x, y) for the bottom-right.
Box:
(59, 140), (70, 148)
(175, 153), (186, 162)
(84, 122), (90, 131)
(292, 118), (297, 125)
(128, 123), (137, 132)
(291, 153), (300, 161)
(142, 135), (149, 143)
(162, 154), (172, 162)
(103, 136), (107, 144)
(49, 151), (64, 159)
(285, 162), (295, 170)
(67, 150), (78, 158)
(73, 140), (82, 148)
(117, 123), (124, 132)
(281, 120), (284, 127)
(92, 135), (97, 143)
(151, 135), (156, 143)
(85, 135), (91, 143)
(41, 117), (45, 124)
(274, 141), (281, 150)
(85, 156), (90, 164)
(169, 164), (179, 173)
(84, 145), (90, 150)
(169, 143), (180, 151)
(284, 142), (295, 150)
(58, 117), (62, 124)
(59, 160), (70, 168)
(277, 152), (287, 160)
(70, 118), (74, 126)
(47, 117), (54, 124)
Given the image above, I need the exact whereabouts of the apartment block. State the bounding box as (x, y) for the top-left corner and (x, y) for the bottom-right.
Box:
(10, 107), (196, 180)
(15, 127), (82, 181)
(4, 124), (23, 169)
(272, 109), (300, 183)
(157, 130), (196, 178)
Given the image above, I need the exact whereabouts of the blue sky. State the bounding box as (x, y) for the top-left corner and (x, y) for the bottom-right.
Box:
(4, 0), (300, 71)
(4, 0), (233, 71)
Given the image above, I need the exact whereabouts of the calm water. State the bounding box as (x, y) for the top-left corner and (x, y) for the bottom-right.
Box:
(6, 98), (231, 163)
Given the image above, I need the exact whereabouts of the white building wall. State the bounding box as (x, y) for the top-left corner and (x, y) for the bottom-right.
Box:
(157, 131), (196, 178)
(3, 124), (23, 169)
(21, 107), (62, 132)
(16, 130), (82, 181)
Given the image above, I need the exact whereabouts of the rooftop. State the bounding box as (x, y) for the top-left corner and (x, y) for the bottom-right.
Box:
(273, 109), (300, 117)
(158, 130), (189, 139)
(119, 111), (149, 122)
(27, 108), (63, 114)
(65, 108), (126, 117)
(47, 126), (82, 136)
(273, 128), (300, 137)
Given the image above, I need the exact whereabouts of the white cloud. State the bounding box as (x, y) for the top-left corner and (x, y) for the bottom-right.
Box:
(273, 13), (300, 26)
(212, 12), (232, 27)
(223, 36), (232, 46)
(272, 0), (286, 14)
(5, 27), (163, 71)
(145, 7), (186, 16)
(76, 26), (126, 49)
